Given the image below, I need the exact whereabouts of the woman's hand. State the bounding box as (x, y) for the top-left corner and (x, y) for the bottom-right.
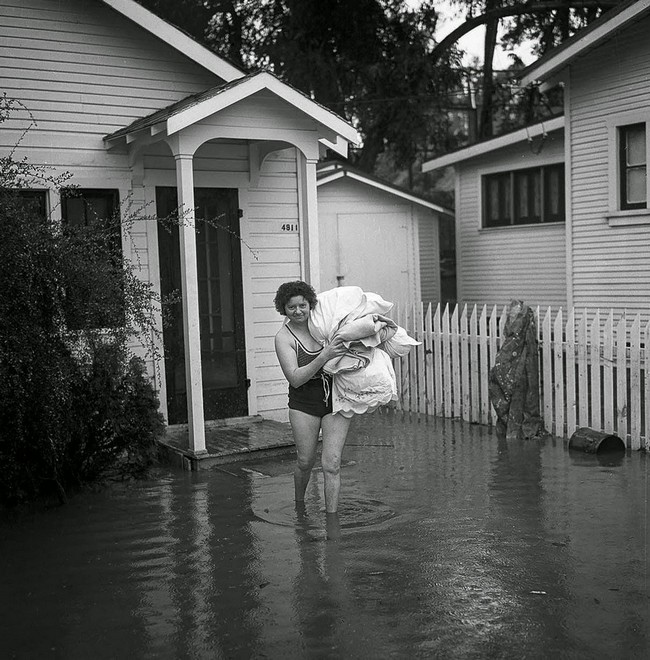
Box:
(322, 334), (348, 361)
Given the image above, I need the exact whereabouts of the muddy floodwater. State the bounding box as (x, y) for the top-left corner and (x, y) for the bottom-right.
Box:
(2, 412), (649, 659)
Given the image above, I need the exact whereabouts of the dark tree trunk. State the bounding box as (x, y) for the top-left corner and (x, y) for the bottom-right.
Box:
(479, 1), (499, 139)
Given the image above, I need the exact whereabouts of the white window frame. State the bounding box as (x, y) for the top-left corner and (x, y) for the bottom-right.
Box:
(606, 111), (650, 226)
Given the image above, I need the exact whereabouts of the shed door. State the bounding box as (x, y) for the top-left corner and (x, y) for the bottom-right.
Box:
(157, 187), (248, 424)
(337, 212), (412, 305)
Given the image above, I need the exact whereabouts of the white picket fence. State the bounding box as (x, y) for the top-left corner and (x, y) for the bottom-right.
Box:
(392, 303), (649, 451)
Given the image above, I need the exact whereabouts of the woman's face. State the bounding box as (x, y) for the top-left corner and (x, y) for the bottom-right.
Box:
(284, 295), (310, 324)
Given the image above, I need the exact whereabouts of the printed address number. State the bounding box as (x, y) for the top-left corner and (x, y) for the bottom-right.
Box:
(281, 223), (299, 231)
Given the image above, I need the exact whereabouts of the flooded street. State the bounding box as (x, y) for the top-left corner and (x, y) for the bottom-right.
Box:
(2, 412), (649, 659)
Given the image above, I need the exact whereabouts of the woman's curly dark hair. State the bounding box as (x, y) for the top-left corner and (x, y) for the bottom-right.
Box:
(273, 280), (318, 315)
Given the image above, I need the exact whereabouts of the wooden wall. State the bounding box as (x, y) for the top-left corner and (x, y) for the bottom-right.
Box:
(454, 131), (567, 312)
(568, 14), (650, 321)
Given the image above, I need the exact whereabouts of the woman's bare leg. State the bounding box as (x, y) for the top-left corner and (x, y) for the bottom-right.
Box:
(289, 409), (321, 502)
(320, 413), (352, 513)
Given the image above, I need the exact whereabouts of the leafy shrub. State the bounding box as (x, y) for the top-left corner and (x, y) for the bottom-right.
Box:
(0, 98), (165, 507)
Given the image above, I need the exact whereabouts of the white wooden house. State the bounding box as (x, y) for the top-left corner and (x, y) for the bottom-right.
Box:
(518, 0), (650, 322)
(423, 0), (650, 322)
(1, 0), (359, 452)
(422, 117), (566, 311)
(316, 161), (453, 308)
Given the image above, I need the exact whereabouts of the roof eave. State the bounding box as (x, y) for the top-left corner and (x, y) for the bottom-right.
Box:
(422, 116), (565, 172)
(104, 72), (360, 152)
(519, 0), (650, 86)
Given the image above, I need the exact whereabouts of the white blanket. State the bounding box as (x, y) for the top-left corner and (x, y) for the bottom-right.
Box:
(308, 286), (420, 416)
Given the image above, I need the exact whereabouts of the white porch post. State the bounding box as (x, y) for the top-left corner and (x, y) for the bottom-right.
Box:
(298, 152), (321, 291)
(174, 152), (206, 454)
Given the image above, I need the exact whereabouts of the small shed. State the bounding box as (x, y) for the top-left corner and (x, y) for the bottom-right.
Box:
(316, 161), (454, 308)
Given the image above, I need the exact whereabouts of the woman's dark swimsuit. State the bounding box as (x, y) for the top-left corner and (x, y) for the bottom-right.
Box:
(285, 324), (333, 418)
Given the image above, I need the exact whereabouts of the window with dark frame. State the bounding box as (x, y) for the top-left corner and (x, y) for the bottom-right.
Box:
(482, 163), (565, 227)
(1, 189), (49, 222)
(15, 189), (49, 222)
(60, 189), (123, 329)
(619, 123), (647, 210)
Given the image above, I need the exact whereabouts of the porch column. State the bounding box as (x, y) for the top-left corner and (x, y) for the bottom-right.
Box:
(297, 153), (321, 291)
(175, 153), (206, 454)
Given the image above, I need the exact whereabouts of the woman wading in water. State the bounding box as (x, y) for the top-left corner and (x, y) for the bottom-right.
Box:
(274, 281), (350, 514)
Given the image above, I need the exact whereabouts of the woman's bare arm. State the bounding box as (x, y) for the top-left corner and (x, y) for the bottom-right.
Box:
(275, 329), (347, 388)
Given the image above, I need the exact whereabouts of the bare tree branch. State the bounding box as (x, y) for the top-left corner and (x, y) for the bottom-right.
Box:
(432, 1), (619, 61)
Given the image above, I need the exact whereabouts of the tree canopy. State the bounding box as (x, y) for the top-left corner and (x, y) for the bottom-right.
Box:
(136, 0), (624, 182)
(138, 0), (464, 178)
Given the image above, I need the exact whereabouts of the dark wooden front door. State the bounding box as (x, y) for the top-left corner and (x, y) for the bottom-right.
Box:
(157, 187), (248, 424)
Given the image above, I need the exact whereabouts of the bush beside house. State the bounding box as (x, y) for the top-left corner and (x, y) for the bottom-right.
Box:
(0, 106), (165, 507)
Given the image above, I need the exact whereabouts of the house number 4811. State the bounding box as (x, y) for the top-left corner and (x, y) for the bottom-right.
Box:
(281, 223), (299, 232)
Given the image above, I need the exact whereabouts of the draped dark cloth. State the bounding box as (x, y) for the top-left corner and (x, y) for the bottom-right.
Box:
(488, 300), (547, 441)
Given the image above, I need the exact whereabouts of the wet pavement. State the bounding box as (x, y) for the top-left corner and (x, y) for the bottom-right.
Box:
(1, 411), (649, 659)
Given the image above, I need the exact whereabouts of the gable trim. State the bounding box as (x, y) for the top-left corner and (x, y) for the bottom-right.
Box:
(167, 72), (359, 145)
(317, 169), (453, 216)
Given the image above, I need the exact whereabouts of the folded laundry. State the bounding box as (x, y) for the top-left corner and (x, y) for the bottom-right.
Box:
(308, 286), (420, 416)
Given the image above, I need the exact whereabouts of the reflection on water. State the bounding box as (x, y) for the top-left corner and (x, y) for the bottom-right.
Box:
(1, 413), (648, 659)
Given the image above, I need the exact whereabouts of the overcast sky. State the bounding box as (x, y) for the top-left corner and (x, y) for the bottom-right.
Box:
(432, 1), (537, 68)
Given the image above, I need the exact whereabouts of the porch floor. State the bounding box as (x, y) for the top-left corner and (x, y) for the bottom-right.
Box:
(158, 416), (295, 470)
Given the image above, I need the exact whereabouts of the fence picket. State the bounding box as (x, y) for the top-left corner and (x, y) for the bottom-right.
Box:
(589, 310), (601, 432)
(566, 309), (576, 436)
(616, 315), (628, 445)
(417, 302), (427, 416)
(577, 312), (588, 428)
(434, 304), (443, 417)
(407, 304), (416, 412)
(603, 311), (614, 433)
(442, 305), (452, 418)
(488, 305), (498, 426)
(451, 305), (461, 418)
(460, 305), (470, 421)
(553, 309), (565, 437)
(470, 305), (480, 424)
(542, 307), (553, 431)
(424, 303), (434, 417)
(499, 305), (507, 349)
(629, 315), (641, 450)
(479, 305), (489, 425)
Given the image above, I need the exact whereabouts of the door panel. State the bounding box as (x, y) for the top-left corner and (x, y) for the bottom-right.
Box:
(157, 187), (248, 424)
(337, 212), (411, 305)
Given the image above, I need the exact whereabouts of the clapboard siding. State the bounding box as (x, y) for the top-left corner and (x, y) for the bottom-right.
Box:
(455, 133), (567, 310)
(568, 13), (650, 321)
(1, 0), (220, 167)
(247, 151), (301, 418)
(418, 214), (441, 306)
